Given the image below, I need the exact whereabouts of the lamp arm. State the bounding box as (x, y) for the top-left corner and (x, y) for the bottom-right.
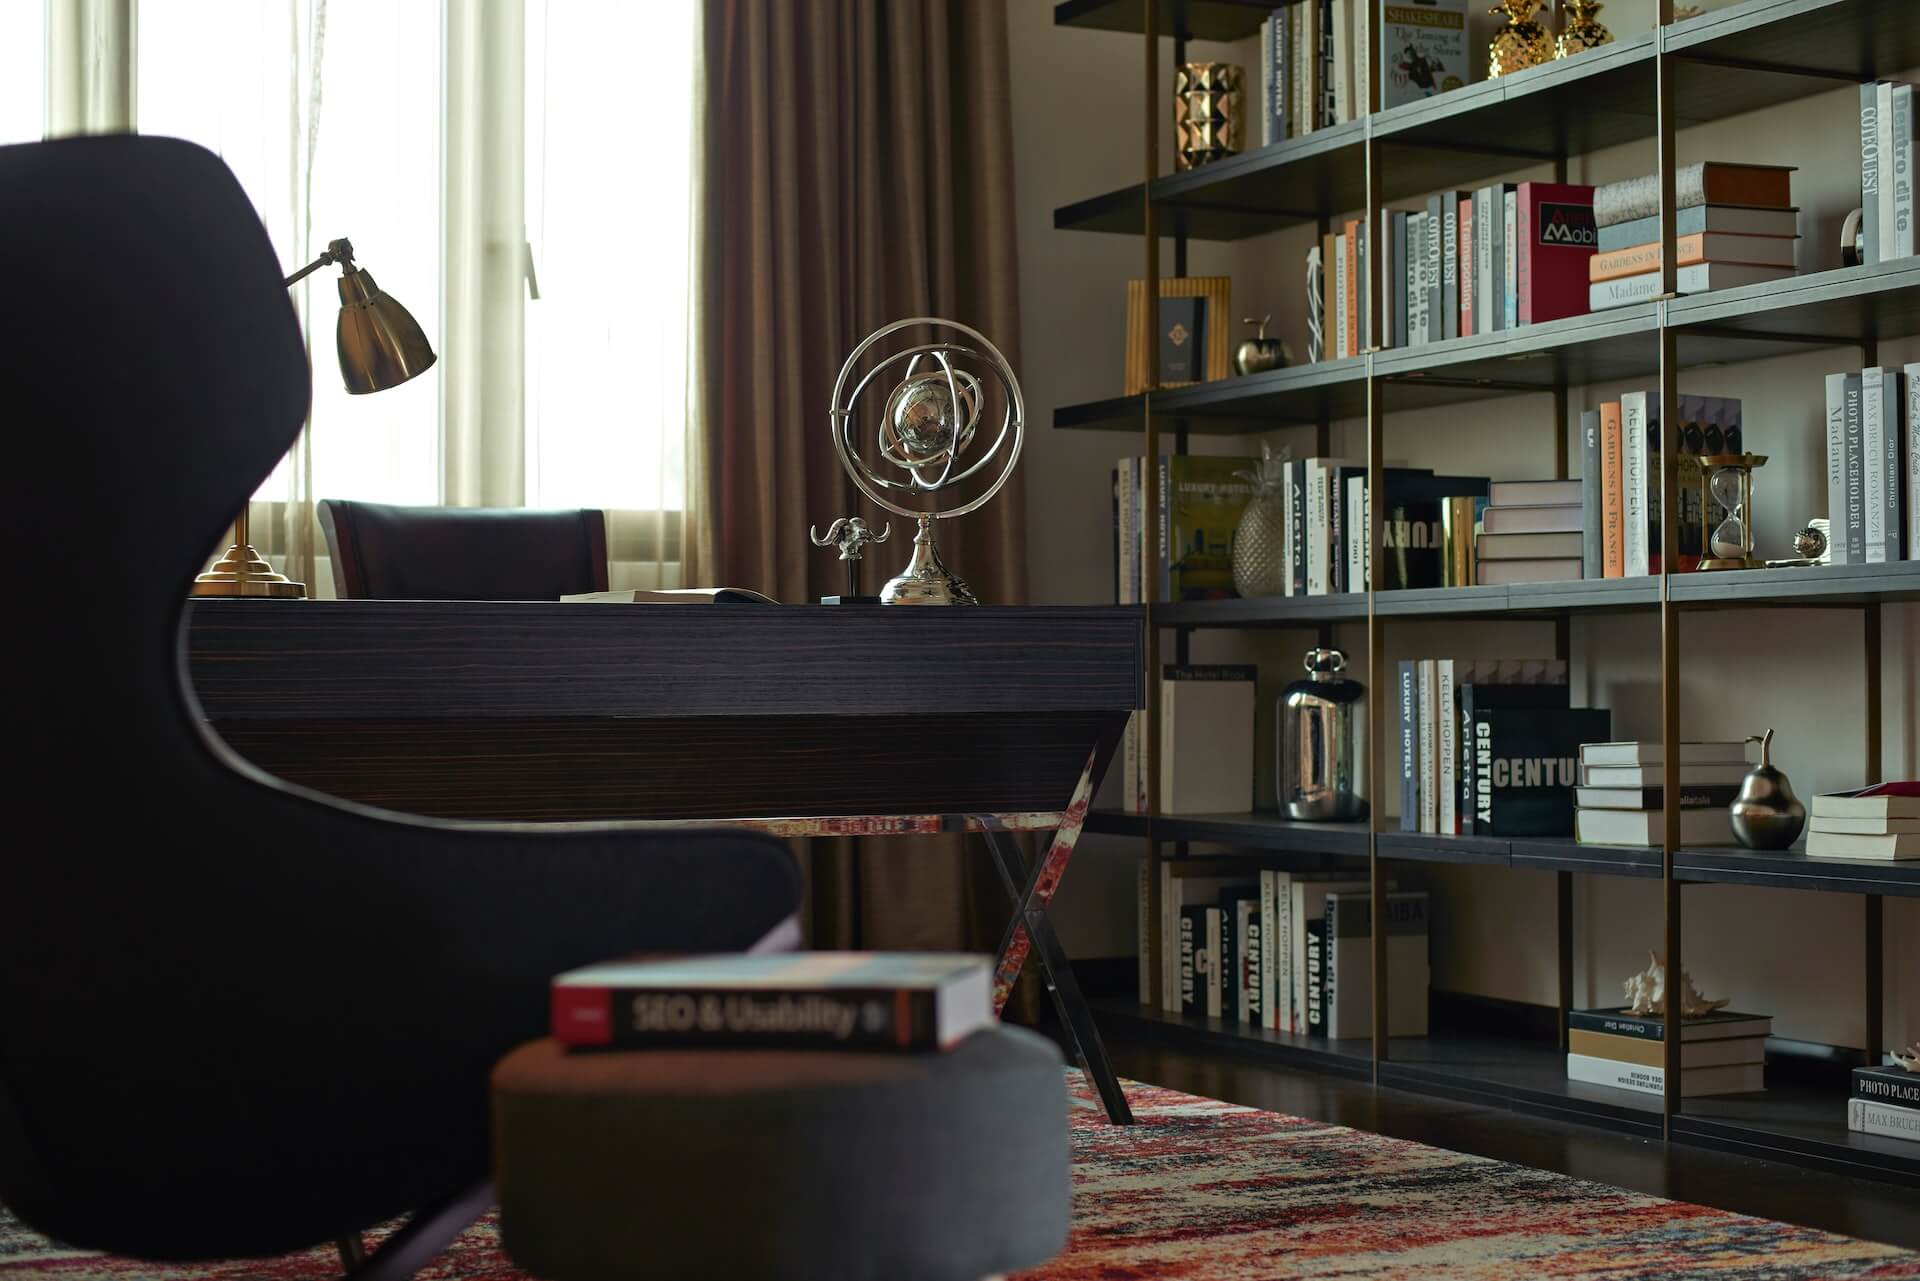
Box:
(282, 236), (357, 289)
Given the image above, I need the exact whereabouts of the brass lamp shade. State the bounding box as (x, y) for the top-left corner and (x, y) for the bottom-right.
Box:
(336, 266), (437, 394)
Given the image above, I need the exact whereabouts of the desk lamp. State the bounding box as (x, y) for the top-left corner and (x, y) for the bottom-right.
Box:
(191, 238), (436, 598)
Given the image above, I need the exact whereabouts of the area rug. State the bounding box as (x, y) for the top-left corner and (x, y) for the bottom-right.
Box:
(3, 1079), (1917, 1280)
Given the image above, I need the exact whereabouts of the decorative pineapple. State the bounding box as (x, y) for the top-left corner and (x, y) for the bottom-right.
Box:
(1231, 444), (1289, 598)
(1488, 0), (1554, 78)
(1555, 0), (1613, 59)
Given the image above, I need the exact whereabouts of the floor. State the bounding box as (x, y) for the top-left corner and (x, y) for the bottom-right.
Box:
(1091, 1024), (1920, 1252)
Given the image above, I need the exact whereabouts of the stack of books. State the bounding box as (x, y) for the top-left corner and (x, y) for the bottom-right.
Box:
(1476, 478), (1585, 585)
(1806, 782), (1920, 861)
(550, 953), (994, 1053)
(1587, 393), (1743, 578)
(1849, 1058), (1920, 1143)
(1857, 80), (1917, 267)
(1588, 162), (1798, 311)
(1574, 741), (1750, 846)
(1822, 367), (1918, 565)
(1567, 1006), (1771, 1098)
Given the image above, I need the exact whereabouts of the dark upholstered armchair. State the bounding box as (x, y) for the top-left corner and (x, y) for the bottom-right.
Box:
(0, 135), (801, 1277)
(319, 500), (610, 600)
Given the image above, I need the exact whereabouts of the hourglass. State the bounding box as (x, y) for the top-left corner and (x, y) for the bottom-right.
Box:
(1696, 452), (1767, 570)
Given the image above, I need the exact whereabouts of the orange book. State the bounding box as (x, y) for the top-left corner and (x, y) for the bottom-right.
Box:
(1588, 232), (1798, 282)
(1600, 400), (1625, 578)
(1458, 197), (1474, 338)
(1321, 230), (1337, 359)
(1343, 219), (1360, 358)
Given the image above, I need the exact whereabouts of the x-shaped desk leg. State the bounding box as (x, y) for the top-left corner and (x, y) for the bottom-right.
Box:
(979, 743), (1133, 1125)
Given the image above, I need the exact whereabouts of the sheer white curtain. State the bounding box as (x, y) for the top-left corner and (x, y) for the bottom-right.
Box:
(33, 0), (697, 595)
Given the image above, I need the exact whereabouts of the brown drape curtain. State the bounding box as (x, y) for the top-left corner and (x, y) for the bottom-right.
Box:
(688, 0), (1034, 982)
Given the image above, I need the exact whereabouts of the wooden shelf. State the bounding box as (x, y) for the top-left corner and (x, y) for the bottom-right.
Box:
(1677, 1081), (1920, 1187)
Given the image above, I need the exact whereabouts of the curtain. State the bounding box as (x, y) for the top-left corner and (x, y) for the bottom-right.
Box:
(692, 0), (1031, 979)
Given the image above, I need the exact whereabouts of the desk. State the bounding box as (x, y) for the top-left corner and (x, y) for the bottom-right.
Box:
(187, 600), (1143, 1122)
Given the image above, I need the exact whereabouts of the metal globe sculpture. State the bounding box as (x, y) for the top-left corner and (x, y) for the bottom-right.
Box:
(828, 317), (1024, 605)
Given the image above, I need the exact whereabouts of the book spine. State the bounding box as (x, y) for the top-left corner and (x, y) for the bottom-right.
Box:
(1826, 373), (1850, 565)
(1178, 906), (1199, 1014)
(1347, 221), (1363, 356)
(1276, 875), (1296, 1031)
(1846, 373), (1866, 564)
(1393, 209), (1409, 349)
(1879, 82), (1897, 262)
(1581, 410), (1602, 578)
(1854, 1071), (1920, 1107)
(1399, 660), (1418, 832)
(1335, 231), (1350, 359)
(1308, 461), (1329, 596)
(1596, 205), (1709, 252)
(1259, 18), (1271, 147)
(1601, 400), (1624, 577)
(1329, 464), (1347, 595)
(1503, 188), (1518, 330)
(1566, 1010), (1666, 1041)
(1347, 475), (1366, 594)
(1863, 84), (1881, 266)
(1437, 659), (1457, 835)
(1206, 908), (1224, 1019)
(1442, 193), (1460, 340)
(1565, 1052), (1665, 1095)
(1460, 196), (1474, 336)
(1457, 682), (1475, 832)
(1243, 907), (1262, 1024)
(1884, 369), (1904, 562)
(1269, 15), (1288, 145)
(1908, 364), (1920, 560)
(553, 986), (945, 1051)
(1865, 368), (1887, 563)
(1850, 1097), (1920, 1142)
(1161, 863), (1178, 1011)
(1517, 184), (1534, 327)
(1331, 0), (1351, 124)
(1476, 188), (1493, 334)
(1304, 916), (1326, 1035)
(1417, 659), (1437, 834)
(1899, 84), (1915, 259)
(1290, 460), (1307, 597)
(1137, 854), (1151, 1001)
(1622, 392), (1649, 576)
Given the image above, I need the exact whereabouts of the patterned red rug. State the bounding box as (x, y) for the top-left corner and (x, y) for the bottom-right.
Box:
(3, 1079), (1916, 1279)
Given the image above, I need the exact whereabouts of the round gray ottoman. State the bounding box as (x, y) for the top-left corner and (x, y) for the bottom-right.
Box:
(491, 1025), (1071, 1281)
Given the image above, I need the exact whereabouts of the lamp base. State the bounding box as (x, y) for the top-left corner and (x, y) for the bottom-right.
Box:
(192, 542), (306, 599)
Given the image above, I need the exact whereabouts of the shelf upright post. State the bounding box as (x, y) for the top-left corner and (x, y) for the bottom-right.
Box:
(1141, 0), (1164, 1011)
(1556, 607), (1573, 1048)
(1363, 8), (1388, 1067)
(1865, 599), (1883, 1063)
(1654, 0), (1684, 1129)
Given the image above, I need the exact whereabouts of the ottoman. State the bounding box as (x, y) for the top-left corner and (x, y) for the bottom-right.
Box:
(491, 1024), (1072, 1281)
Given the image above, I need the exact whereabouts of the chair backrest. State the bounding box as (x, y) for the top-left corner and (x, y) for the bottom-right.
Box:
(319, 499), (610, 599)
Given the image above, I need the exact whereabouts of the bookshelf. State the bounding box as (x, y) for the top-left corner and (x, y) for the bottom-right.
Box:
(1054, 0), (1916, 1189)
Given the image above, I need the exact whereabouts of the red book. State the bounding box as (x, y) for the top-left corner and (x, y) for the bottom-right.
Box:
(1458, 197), (1474, 337)
(1516, 181), (1597, 325)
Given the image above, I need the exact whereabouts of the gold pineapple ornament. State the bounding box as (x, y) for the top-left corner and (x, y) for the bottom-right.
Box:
(1555, 0), (1613, 58)
(1488, 0), (1554, 78)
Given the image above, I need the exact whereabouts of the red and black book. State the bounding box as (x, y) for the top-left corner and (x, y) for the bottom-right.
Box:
(1517, 181), (1597, 326)
(551, 952), (993, 1052)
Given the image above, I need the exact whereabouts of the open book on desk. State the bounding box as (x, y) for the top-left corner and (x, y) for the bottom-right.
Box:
(562, 587), (778, 604)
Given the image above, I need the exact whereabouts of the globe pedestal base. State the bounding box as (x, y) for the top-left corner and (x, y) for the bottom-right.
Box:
(881, 515), (978, 606)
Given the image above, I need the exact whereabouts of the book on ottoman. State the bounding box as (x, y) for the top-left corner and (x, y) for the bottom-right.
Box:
(551, 952), (994, 1051)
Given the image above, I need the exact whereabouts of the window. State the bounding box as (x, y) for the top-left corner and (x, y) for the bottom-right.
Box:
(1, 0), (45, 145)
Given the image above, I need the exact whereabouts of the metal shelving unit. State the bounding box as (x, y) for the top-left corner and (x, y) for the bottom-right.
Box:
(1057, 0), (1911, 1187)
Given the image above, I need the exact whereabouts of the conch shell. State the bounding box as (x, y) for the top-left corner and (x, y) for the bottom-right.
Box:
(1622, 951), (1730, 1018)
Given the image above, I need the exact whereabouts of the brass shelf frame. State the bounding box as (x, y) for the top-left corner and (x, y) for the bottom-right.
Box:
(1060, 0), (1906, 1186)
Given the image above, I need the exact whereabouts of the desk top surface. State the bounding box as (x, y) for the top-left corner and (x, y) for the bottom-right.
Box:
(186, 600), (1144, 720)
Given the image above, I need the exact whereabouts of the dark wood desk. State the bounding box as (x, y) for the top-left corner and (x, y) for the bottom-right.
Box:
(187, 600), (1143, 1121)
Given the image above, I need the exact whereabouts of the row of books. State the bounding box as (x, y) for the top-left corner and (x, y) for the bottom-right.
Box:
(1567, 1006), (1770, 1098)
(1396, 659), (1607, 838)
(1254, 0), (1466, 149)
(1573, 740), (1749, 847)
(1588, 163), (1799, 310)
(1824, 367), (1919, 565)
(1858, 81), (1917, 268)
(1142, 856), (1429, 1041)
(1583, 393), (1743, 578)
(1112, 455), (1250, 604)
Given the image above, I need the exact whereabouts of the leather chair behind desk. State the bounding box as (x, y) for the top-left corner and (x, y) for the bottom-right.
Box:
(0, 135), (801, 1278)
(320, 499), (609, 600)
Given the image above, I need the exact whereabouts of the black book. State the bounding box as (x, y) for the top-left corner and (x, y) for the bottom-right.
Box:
(1304, 916), (1327, 1035)
(1457, 683), (1572, 842)
(1159, 296), (1207, 384)
(1567, 1007), (1774, 1043)
(1853, 1065), (1920, 1108)
(1469, 706), (1610, 837)
(1244, 910), (1264, 1026)
(1289, 459), (1308, 596)
(1178, 904), (1204, 1015)
(1221, 886), (1261, 1024)
(1377, 471), (1490, 590)
(1580, 410), (1601, 579)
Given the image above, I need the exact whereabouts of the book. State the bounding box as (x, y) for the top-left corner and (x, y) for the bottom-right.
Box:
(1621, 391), (1651, 575)
(1812, 783), (1920, 820)
(1399, 660), (1419, 832)
(563, 587), (776, 604)
(1810, 815), (1920, 835)
(1322, 890), (1430, 1039)
(1159, 296), (1207, 384)
(1589, 262), (1797, 308)
(1568, 1007), (1773, 1042)
(1459, 194), (1474, 336)
(1160, 665), (1256, 814)
(1581, 763), (1751, 788)
(1242, 904), (1264, 1026)
(1565, 1052), (1765, 1098)
(1804, 830), (1920, 860)
(1222, 886), (1261, 1023)
(1382, 0), (1467, 108)
(1477, 531), (1585, 560)
(1596, 204), (1800, 252)
(1291, 876), (1370, 1031)
(1865, 366), (1887, 562)
(1417, 659), (1438, 834)
(1488, 478), (1582, 508)
(1477, 557), (1582, 585)
(1575, 784), (1740, 810)
(1515, 182), (1598, 327)
(1178, 904), (1203, 1014)
(1303, 916), (1327, 1035)
(1581, 411), (1602, 579)
(551, 953), (992, 1051)
(1581, 741), (1752, 767)
(1440, 495), (1480, 586)
(1439, 189), (1466, 340)
(1587, 232), (1798, 282)
(1879, 82), (1897, 262)
(1136, 854), (1151, 1000)
(1390, 208), (1408, 349)
(1841, 372), (1866, 565)
(1265, 14), (1288, 145)
(1896, 83), (1914, 259)
(1575, 805), (1734, 847)
(1375, 470), (1491, 589)
(1599, 400), (1625, 577)
(1167, 456), (1256, 599)
(1825, 373), (1852, 565)
(1502, 186), (1517, 330)
(1458, 680), (1570, 830)
(1482, 503), (1584, 533)
(1910, 365), (1920, 559)
(1204, 906), (1224, 1018)
(1476, 186), (1497, 334)
(1593, 162), (1796, 227)
(1436, 658), (1457, 834)
(1568, 1028), (1766, 1070)
(1470, 706), (1609, 837)
(1259, 870), (1282, 1027)
(1854, 1064), (1920, 1108)
(1863, 84), (1882, 266)
(1849, 1097), (1920, 1143)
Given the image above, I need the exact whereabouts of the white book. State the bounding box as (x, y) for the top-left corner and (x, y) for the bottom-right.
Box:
(1589, 262), (1797, 308)
(1879, 81), (1897, 261)
(1436, 659), (1457, 835)
(1826, 373), (1852, 566)
(1417, 659), (1438, 834)
(1575, 806), (1734, 847)
(1282, 459), (1298, 595)
(1810, 815), (1920, 835)
(1160, 676), (1255, 814)
(1503, 188), (1518, 330)
(1878, 368), (1903, 562)
(1581, 740), (1753, 767)
(1849, 1096), (1920, 1143)
(1907, 364), (1920, 559)
(1323, 891), (1430, 1040)
(1565, 1052), (1765, 1098)
(1621, 391), (1650, 576)
(1259, 869), (1281, 1030)
(1335, 232), (1349, 359)
(1259, 18), (1272, 148)
(1865, 367), (1887, 562)
(1291, 878), (1369, 1032)
(1476, 188), (1494, 334)
(1346, 474), (1366, 593)
(1805, 830), (1920, 860)
(1813, 787), (1920, 820)
(1293, 4), (1310, 136)
(1305, 458), (1353, 595)
(1903, 84), (1919, 260)
(1582, 763), (1752, 788)
(1332, 0), (1352, 123)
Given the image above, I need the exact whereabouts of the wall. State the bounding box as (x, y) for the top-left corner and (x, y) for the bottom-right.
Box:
(1008, 0), (1917, 1051)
